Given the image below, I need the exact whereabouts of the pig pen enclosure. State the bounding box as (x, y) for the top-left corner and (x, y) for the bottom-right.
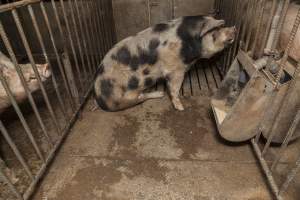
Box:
(0, 0), (300, 200)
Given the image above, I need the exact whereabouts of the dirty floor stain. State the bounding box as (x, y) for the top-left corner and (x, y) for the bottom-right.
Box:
(32, 96), (281, 200)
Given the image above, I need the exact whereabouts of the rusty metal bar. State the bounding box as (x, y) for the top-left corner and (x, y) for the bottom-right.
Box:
(0, 0), (39, 13)
(58, 0), (84, 91)
(78, 0), (96, 73)
(251, 139), (283, 200)
(279, 154), (300, 195)
(0, 21), (45, 162)
(92, 0), (105, 60)
(85, 0), (98, 71)
(271, 110), (300, 170)
(67, 0), (89, 84)
(96, 0), (109, 53)
(50, 0), (80, 106)
(12, 8), (60, 135)
(23, 75), (97, 200)
(0, 167), (23, 200)
(88, 0), (101, 65)
(27, 4), (68, 121)
(0, 121), (34, 179)
(73, 0), (93, 77)
(40, 1), (76, 112)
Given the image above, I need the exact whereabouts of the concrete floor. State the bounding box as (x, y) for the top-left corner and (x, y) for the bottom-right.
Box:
(32, 94), (274, 200)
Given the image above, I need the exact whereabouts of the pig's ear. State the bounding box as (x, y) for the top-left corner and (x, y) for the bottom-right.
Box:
(200, 19), (225, 37)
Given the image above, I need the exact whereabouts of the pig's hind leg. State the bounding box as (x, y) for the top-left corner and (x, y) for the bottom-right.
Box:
(116, 91), (164, 111)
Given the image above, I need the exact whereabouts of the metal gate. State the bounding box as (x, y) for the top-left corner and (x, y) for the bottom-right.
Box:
(214, 0), (300, 199)
(0, 0), (115, 199)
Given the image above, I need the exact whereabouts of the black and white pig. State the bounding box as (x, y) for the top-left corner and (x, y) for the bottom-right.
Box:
(0, 52), (51, 113)
(94, 15), (236, 111)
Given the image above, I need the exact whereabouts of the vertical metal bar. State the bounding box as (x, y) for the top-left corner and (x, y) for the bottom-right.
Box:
(250, 0), (267, 57)
(271, 110), (300, 170)
(27, 4), (68, 121)
(107, 0), (117, 45)
(89, 0), (102, 63)
(0, 121), (34, 180)
(50, 0), (80, 106)
(93, 0), (105, 60)
(73, 0), (93, 77)
(12, 8), (60, 134)
(96, 0), (109, 53)
(79, 0), (96, 73)
(251, 139), (283, 200)
(67, 0), (88, 84)
(0, 66), (44, 163)
(86, 0), (99, 70)
(40, 1), (76, 112)
(245, 0), (259, 51)
(275, 7), (300, 87)
(58, 0), (84, 91)
(279, 154), (300, 195)
(258, 0), (277, 57)
(0, 168), (23, 200)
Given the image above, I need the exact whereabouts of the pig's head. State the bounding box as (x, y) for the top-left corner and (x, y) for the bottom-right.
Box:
(21, 63), (51, 84)
(200, 24), (236, 58)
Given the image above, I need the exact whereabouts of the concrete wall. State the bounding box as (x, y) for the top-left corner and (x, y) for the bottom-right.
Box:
(112, 0), (215, 41)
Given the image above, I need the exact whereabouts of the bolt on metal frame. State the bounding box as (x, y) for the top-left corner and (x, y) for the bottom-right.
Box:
(0, 0), (116, 199)
(215, 0), (300, 199)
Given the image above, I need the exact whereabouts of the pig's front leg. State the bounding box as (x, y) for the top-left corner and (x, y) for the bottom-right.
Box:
(166, 71), (185, 111)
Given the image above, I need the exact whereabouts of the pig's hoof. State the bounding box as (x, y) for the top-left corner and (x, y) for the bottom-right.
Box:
(174, 103), (184, 111)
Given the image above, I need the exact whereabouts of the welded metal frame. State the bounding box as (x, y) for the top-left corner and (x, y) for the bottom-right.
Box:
(215, 0), (300, 199)
(0, 0), (116, 199)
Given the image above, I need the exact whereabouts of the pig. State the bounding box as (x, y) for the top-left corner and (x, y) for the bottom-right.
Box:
(94, 15), (236, 111)
(0, 52), (51, 113)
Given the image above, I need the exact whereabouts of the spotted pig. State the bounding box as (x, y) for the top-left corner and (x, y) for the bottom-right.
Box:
(94, 15), (236, 111)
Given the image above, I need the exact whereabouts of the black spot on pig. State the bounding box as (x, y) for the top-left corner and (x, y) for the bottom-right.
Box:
(96, 96), (109, 111)
(157, 77), (165, 84)
(144, 77), (154, 87)
(112, 46), (131, 65)
(143, 68), (150, 75)
(163, 40), (168, 46)
(177, 15), (205, 64)
(128, 76), (139, 90)
(153, 23), (169, 33)
(130, 55), (139, 71)
(101, 79), (113, 98)
(138, 39), (160, 65)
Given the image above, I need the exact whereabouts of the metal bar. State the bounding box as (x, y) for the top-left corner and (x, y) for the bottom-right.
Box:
(23, 74), (97, 200)
(258, 0), (277, 57)
(0, 167), (23, 200)
(58, 0), (84, 91)
(92, 0), (105, 60)
(0, 0), (39, 13)
(85, 0), (98, 71)
(251, 139), (283, 200)
(73, 0), (93, 77)
(50, 0), (80, 106)
(0, 21), (45, 162)
(12, 8), (60, 136)
(27, 4), (68, 122)
(279, 154), (300, 195)
(96, 0), (109, 53)
(40, 1), (76, 112)
(78, 0), (96, 74)
(0, 121), (34, 179)
(67, 0), (89, 84)
(275, 7), (300, 87)
(250, 0), (267, 57)
(245, 0), (259, 51)
(88, 0), (102, 64)
(271, 110), (300, 170)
